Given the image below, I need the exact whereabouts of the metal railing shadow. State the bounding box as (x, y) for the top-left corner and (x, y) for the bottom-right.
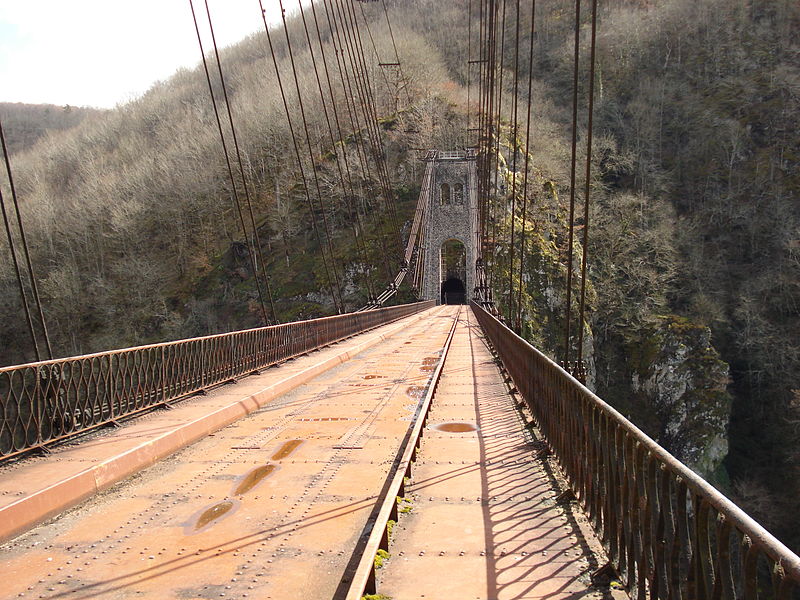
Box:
(471, 301), (800, 600)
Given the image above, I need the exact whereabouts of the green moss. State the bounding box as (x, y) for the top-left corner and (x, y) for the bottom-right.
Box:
(397, 496), (413, 514)
(374, 549), (390, 569)
(387, 519), (396, 543)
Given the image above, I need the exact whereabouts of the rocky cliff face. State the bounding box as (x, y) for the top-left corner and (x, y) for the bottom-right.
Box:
(630, 317), (731, 480)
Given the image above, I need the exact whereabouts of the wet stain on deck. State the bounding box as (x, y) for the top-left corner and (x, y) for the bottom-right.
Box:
(188, 499), (239, 534)
(233, 464), (277, 495)
(271, 439), (303, 461)
(433, 422), (478, 433)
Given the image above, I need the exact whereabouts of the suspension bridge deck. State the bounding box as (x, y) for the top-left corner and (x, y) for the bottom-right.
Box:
(0, 307), (612, 599)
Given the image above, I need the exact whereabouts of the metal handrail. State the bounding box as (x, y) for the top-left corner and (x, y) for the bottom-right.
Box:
(0, 301), (435, 461)
(471, 301), (800, 600)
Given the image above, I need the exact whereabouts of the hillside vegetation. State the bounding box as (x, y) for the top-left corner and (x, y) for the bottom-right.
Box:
(0, 0), (797, 551)
(0, 103), (104, 154)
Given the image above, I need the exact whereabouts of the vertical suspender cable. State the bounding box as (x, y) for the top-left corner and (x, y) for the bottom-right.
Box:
(189, 0), (271, 326)
(299, 0), (377, 303)
(488, 0), (506, 302)
(515, 0), (536, 333)
(467, 0), (473, 145)
(356, 3), (393, 100)
(258, 0), (342, 314)
(321, 0), (395, 288)
(326, 0), (396, 285)
(506, 0), (521, 322)
(563, 0), (582, 368)
(380, 0), (412, 106)
(277, 0), (346, 311)
(1, 119), (52, 360)
(0, 185), (41, 361)
(342, 0), (401, 237)
(575, 0), (599, 378)
(203, 0), (278, 324)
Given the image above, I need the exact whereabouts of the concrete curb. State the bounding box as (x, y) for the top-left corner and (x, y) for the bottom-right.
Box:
(0, 309), (432, 544)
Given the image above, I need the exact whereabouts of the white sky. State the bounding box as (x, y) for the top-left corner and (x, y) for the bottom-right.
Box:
(0, 1), (289, 109)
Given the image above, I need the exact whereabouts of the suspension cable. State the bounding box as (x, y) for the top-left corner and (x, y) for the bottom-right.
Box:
(189, 0), (271, 326)
(515, 0), (537, 332)
(1, 118), (53, 359)
(333, 0), (404, 292)
(202, 0), (278, 324)
(299, 0), (377, 302)
(277, 0), (347, 311)
(488, 0), (506, 302)
(356, 2), (394, 100)
(506, 0), (521, 323)
(467, 0), (473, 145)
(321, 0), (396, 289)
(257, 0), (342, 313)
(0, 180), (41, 361)
(563, 0), (582, 368)
(575, 0), (599, 377)
(340, 0), (401, 236)
(327, 0), (395, 233)
(380, 0), (413, 106)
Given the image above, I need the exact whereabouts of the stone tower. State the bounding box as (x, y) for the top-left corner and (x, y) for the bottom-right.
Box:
(420, 150), (479, 304)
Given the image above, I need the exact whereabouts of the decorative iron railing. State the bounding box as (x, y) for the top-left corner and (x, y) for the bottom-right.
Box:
(0, 301), (434, 461)
(471, 301), (800, 600)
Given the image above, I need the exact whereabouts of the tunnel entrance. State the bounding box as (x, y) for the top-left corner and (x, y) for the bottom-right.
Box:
(440, 239), (467, 304)
(441, 277), (466, 305)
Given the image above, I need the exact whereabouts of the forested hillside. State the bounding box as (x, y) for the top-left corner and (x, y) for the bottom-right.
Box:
(0, 0), (797, 551)
(0, 103), (104, 154)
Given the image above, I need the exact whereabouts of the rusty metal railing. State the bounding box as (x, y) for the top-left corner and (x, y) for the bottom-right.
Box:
(0, 301), (434, 461)
(471, 301), (800, 600)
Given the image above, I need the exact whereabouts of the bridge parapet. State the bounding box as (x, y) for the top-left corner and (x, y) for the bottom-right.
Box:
(472, 301), (800, 600)
(0, 301), (434, 461)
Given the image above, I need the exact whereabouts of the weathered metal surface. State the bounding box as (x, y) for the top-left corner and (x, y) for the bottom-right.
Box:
(0, 301), (434, 461)
(345, 306), (460, 599)
(0, 307), (458, 599)
(472, 301), (800, 600)
(377, 308), (610, 599)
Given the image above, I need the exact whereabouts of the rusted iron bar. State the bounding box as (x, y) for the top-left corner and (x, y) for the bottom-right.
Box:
(471, 301), (800, 600)
(344, 307), (461, 599)
(0, 301), (434, 461)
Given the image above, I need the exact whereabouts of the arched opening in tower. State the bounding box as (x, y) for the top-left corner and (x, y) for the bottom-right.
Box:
(440, 239), (466, 305)
(441, 277), (466, 304)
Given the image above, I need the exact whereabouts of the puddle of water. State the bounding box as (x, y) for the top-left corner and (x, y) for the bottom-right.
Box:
(434, 422), (478, 433)
(271, 439), (303, 461)
(233, 464), (277, 495)
(188, 499), (239, 534)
